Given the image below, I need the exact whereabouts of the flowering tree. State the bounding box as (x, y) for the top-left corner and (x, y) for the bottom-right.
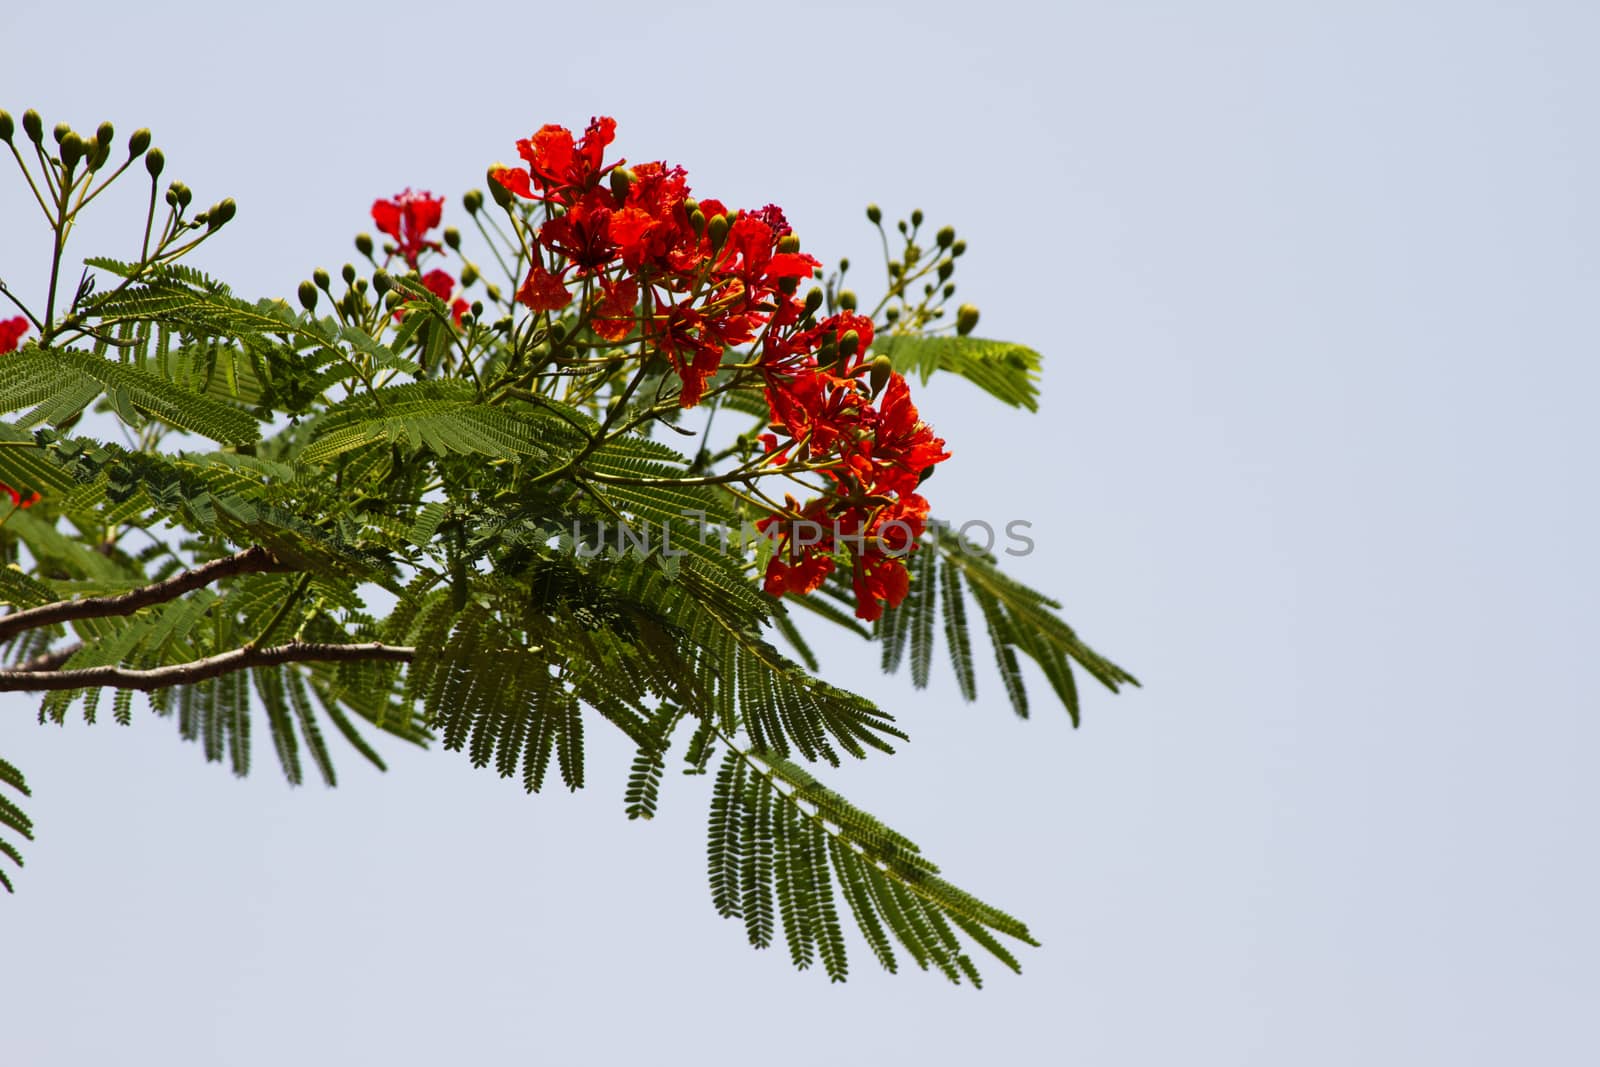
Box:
(0, 108), (1137, 984)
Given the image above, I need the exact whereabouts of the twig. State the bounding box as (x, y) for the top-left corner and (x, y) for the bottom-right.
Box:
(0, 545), (285, 643)
(0, 641), (415, 692)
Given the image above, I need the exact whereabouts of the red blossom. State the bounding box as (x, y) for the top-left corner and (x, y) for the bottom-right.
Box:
(516, 265), (571, 312)
(497, 116), (619, 204)
(850, 550), (911, 622)
(371, 189), (445, 269)
(419, 270), (470, 326)
(589, 277), (639, 342)
(0, 316), (28, 354)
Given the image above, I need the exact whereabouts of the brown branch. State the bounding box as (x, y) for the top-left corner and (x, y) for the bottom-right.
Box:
(0, 546), (286, 643)
(0, 641), (414, 692)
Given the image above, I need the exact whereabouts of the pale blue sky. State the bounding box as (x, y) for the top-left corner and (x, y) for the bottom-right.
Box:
(2, 1), (1596, 1063)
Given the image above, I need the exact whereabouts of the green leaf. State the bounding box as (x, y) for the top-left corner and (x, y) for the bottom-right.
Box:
(0, 349), (260, 444)
(875, 334), (1042, 412)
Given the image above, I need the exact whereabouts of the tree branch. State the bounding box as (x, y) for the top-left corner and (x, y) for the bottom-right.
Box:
(0, 642), (415, 692)
(0, 546), (286, 643)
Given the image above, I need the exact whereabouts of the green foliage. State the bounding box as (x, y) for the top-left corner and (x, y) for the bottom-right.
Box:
(865, 526), (1140, 723)
(876, 334), (1043, 412)
(0, 757), (31, 894)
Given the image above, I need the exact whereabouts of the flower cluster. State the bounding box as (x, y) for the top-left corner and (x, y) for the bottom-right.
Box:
(0, 316), (38, 508)
(371, 189), (469, 324)
(489, 118), (951, 620)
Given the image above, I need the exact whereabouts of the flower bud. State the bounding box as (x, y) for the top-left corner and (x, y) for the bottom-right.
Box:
(803, 287), (824, 315)
(354, 232), (374, 258)
(487, 170), (513, 209)
(443, 226), (461, 251)
(87, 140), (112, 172)
(459, 262), (478, 287)
(205, 198), (236, 230)
(609, 166), (634, 201)
(355, 278), (370, 295)
(838, 257), (850, 272)
(21, 109), (43, 144)
(689, 209), (706, 236)
(817, 335), (839, 368)
(936, 225), (955, 248)
(297, 281), (319, 311)
(378, 289), (399, 310)
(59, 132), (87, 170)
(937, 260), (954, 282)
(312, 267), (331, 291)
(550, 321), (568, 343)
(942, 283), (956, 299)
(463, 189), (484, 215)
(52, 122), (70, 145)
(372, 269), (393, 297)
(868, 354), (893, 396)
(0, 111), (14, 143)
(866, 203), (882, 225)
(838, 329), (860, 359)
(910, 208), (924, 227)
(95, 121), (114, 148)
(145, 147), (164, 179)
(174, 182), (192, 208)
(777, 234), (800, 254)
(341, 263), (357, 285)
(485, 283), (502, 303)
(471, 300), (484, 318)
(127, 128), (151, 157)
(838, 289), (857, 312)
(956, 303), (980, 336)
(706, 213), (729, 248)
(951, 239), (966, 258)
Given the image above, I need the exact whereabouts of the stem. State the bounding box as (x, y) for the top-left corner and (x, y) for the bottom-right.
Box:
(0, 642), (414, 692)
(0, 546), (285, 643)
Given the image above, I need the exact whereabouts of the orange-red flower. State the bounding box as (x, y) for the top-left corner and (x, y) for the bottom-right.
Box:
(515, 265), (571, 312)
(371, 189), (444, 269)
(495, 116), (618, 205)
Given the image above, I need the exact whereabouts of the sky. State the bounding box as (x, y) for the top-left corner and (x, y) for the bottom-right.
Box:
(2, 1), (1597, 1063)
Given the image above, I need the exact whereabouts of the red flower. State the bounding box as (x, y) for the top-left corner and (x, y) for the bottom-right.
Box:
(420, 270), (470, 326)
(421, 269), (454, 303)
(539, 189), (617, 274)
(763, 552), (834, 597)
(516, 265), (571, 312)
(850, 550), (911, 622)
(590, 277), (639, 342)
(858, 373), (950, 496)
(497, 117), (619, 204)
(0, 317), (27, 354)
(372, 189), (445, 269)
